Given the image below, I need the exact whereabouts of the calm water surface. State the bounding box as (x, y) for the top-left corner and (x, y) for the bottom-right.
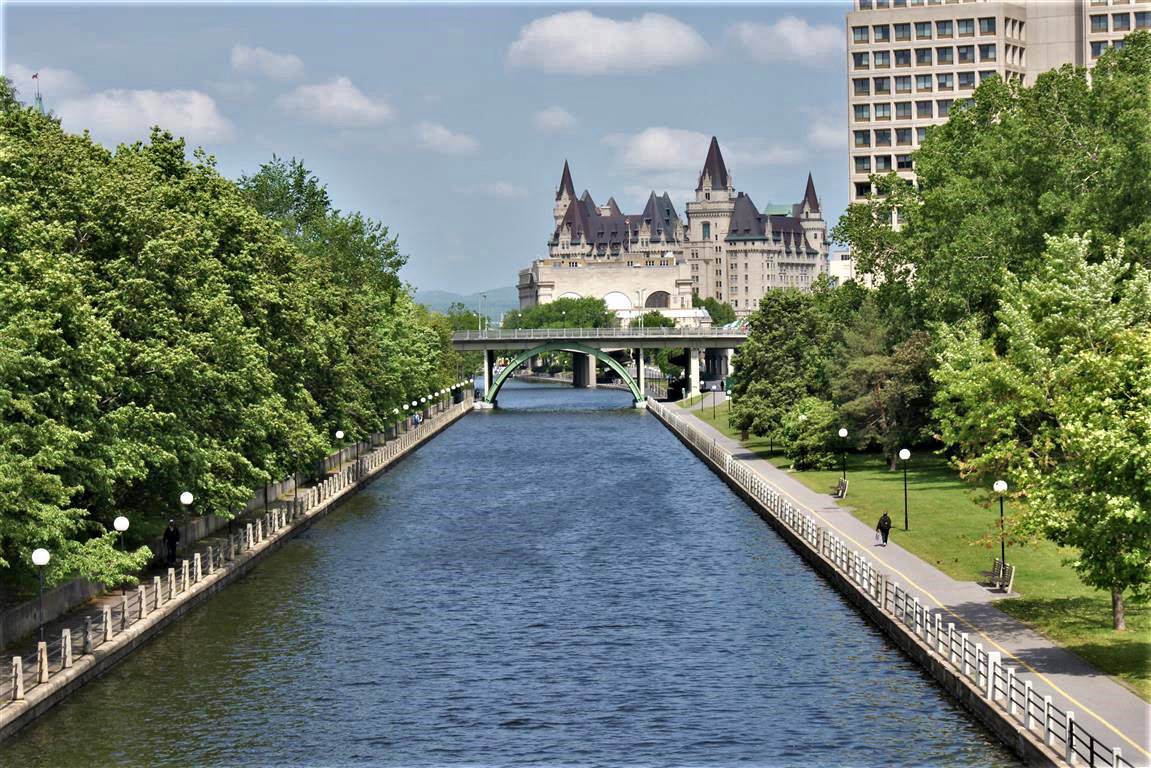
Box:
(0, 382), (1019, 768)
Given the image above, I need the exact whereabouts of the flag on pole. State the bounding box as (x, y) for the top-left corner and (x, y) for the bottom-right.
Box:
(32, 72), (38, 79)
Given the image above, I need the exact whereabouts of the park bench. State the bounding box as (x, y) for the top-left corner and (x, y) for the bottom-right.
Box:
(834, 478), (849, 499)
(990, 557), (1016, 593)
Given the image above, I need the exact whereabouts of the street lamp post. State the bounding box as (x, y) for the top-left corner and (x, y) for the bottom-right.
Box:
(113, 516), (130, 595)
(179, 491), (194, 560)
(31, 548), (50, 643)
(478, 293), (487, 332)
(838, 428), (849, 482)
(899, 448), (911, 530)
(993, 479), (1008, 564)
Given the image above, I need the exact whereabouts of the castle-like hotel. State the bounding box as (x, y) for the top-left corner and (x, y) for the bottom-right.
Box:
(517, 137), (829, 323)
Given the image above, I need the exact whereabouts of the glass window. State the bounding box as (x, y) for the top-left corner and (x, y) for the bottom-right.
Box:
(1090, 14), (1108, 33)
(874, 50), (891, 68)
(855, 182), (872, 199)
(936, 20), (953, 37)
(854, 155), (872, 173)
(915, 22), (933, 39)
(875, 129), (892, 146)
(853, 52), (870, 69)
(895, 75), (912, 93)
(895, 101), (912, 119)
(895, 49), (911, 66)
(897, 154), (914, 171)
(958, 45), (975, 63)
(1137, 12), (1150, 30)
(896, 127), (913, 144)
(854, 130), (871, 147)
(937, 99), (953, 117)
(936, 46), (954, 64)
(938, 73), (954, 90)
(916, 47), (933, 65)
(979, 17), (996, 35)
(894, 23), (911, 41)
(859, 0), (873, 8)
(875, 155), (893, 171)
(916, 74), (933, 91)
(876, 0), (889, 7)
(1090, 40), (1107, 59)
(916, 100), (933, 118)
(853, 26), (870, 43)
(958, 18), (975, 36)
(979, 70), (999, 82)
(875, 103), (891, 120)
(958, 71), (976, 88)
(874, 24), (891, 42)
(916, 126), (928, 144)
(1114, 39), (1126, 50)
(874, 76), (891, 94)
(854, 104), (871, 121)
(854, 78), (871, 95)
(1113, 13), (1131, 31)
(979, 44), (996, 61)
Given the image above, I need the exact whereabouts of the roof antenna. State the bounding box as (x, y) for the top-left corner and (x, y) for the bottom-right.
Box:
(32, 72), (45, 115)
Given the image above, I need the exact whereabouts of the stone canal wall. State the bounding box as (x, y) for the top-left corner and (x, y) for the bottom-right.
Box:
(0, 393), (473, 744)
(647, 400), (1131, 768)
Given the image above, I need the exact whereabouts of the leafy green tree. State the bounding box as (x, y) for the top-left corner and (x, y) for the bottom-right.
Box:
(692, 293), (736, 326)
(934, 235), (1151, 630)
(502, 297), (612, 329)
(779, 397), (840, 470)
(629, 310), (675, 329)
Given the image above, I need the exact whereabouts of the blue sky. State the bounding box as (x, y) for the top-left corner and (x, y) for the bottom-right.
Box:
(3, 3), (850, 294)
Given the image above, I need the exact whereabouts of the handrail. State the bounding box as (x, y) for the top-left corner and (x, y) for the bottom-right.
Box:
(453, 327), (748, 341)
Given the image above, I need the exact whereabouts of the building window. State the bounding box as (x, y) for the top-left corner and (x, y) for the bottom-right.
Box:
(916, 100), (933, 118)
(979, 17), (996, 35)
(916, 47), (933, 65)
(895, 75), (912, 94)
(897, 154), (914, 171)
(936, 46), (954, 64)
(958, 18), (975, 37)
(916, 74), (933, 91)
(958, 71), (976, 88)
(895, 101), (912, 119)
(874, 102), (891, 120)
(874, 76), (891, 94)
(979, 44), (997, 61)
(854, 104), (871, 121)
(1137, 12), (1150, 30)
(858, 0), (872, 9)
(874, 24), (891, 42)
(915, 126), (927, 144)
(853, 52), (870, 70)
(937, 72), (954, 90)
(854, 155), (872, 173)
(1090, 14), (1108, 33)
(853, 26), (869, 43)
(854, 78), (871, 96)
(937, 99), (953, 117)
(936, 20), (953, 38)
(980, 70), (999, 82)
(874, 50), (891, 68)
(1091, 40), (1107, 59)
(915, 22), (932, 39)
(958, 45), (975, 63)
(854, 130), (871, 147)
(875, 129), (892, 146)
(1113, 13), (1131, 31)
(894, 23), (911, 42)
(702, 222), (710, 240)
(895, 49), (911, 67)
(896, 127), (913, 145)
(875, 155), (893, 171)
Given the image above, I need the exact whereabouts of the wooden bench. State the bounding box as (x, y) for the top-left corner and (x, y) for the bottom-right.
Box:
(835, 478), (849, 499)
(991, 557), (1016, 593)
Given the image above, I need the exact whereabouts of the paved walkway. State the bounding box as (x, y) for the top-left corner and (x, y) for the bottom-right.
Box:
(675, 405), (1151, 765)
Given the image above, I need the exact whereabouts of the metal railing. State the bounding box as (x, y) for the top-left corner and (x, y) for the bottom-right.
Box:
(0, 393), (474, 714)
(647, 400), (1136, 768)
(452, 327), (748, 341)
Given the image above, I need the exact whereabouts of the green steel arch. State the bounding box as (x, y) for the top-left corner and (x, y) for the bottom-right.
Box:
(486, 341), (644, 404)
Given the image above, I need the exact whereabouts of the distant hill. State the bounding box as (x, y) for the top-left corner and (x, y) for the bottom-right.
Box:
(413, 285), (519, 319)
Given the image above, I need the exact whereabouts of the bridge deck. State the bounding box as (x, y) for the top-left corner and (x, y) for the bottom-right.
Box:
(452, 327), (747, 351)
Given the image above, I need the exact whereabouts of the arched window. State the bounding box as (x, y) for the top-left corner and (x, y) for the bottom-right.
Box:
(644, 291), (671, 308)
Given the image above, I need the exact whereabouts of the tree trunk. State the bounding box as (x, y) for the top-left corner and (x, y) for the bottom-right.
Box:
(1112, 588), (1126, 631)
(890, 454), (898, 471)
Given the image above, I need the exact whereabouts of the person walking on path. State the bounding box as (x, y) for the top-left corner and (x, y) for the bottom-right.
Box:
(163, 520), (180, 566)
(876, 512), (892, 547)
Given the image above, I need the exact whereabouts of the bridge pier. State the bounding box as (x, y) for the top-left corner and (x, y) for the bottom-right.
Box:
(572, 352), (596, 388)
(484, 349), (496, 401)
(636, 348), (646, 398)
(687, 348), (701, 398)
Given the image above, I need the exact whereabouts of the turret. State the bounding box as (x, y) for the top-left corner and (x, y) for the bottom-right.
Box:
(799, 173), (826, 253)
(554, 160), (575, 229)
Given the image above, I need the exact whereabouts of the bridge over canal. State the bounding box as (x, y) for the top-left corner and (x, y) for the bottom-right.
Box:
(451, 327), (748, 406)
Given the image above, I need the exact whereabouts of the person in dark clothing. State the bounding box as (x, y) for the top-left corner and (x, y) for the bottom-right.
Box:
(876, 512), (892, 546)
(163, 520), (180, 566)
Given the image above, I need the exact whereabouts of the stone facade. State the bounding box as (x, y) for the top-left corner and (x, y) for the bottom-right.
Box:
(518, 137), (830, 320)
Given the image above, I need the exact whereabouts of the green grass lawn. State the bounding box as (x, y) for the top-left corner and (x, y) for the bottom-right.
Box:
(676, 393), (705, 408)
(678, 399), (1151, 699)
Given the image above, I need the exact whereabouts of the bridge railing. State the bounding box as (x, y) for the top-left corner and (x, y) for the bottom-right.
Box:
(452, 327), (747, 341)
(646, 399), (1136, 768)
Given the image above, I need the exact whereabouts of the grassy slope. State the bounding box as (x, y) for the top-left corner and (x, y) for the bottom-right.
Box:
(686, 400), (1150, 699)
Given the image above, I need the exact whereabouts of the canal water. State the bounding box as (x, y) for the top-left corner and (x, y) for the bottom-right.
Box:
(1, 382), (1018, 768)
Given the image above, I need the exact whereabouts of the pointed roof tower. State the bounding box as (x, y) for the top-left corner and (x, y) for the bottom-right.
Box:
(604, 196), (623, 217)
(556, 160), (575, 201)
(696, 136), (730, 191)
(802, 173), (820, 214)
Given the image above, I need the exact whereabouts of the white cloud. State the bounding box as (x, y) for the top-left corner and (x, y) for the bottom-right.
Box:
(508, 11), (708, 74)
(728, 17), (844, 65)
(56, 89), (234, 144)
(604, 127), (804, 174)
(533, 106), (577, 133)
(416, 122), (478, 154)
(276, 77), (393, 125)
(809, 116), (843, 150)
(5, 64), (86, 99)
(230, 45), (304, 79)
(485, 181), (526, 197)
